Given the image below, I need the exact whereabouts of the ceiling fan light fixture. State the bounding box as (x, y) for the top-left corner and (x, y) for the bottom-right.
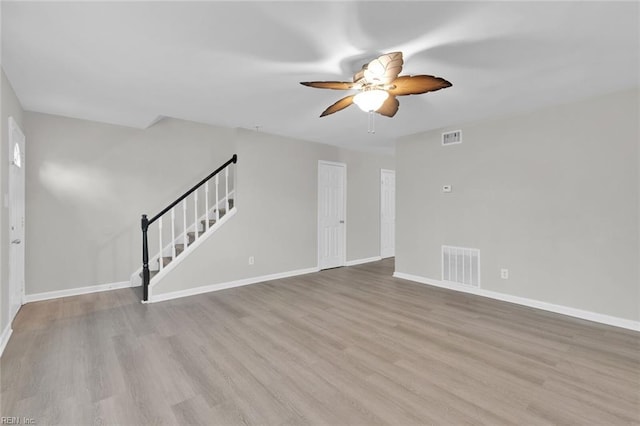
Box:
(353, 89), (389, 112)
(301, 51), (451, 118)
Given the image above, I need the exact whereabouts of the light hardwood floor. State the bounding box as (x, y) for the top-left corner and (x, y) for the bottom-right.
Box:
(2, 259), (639, 425)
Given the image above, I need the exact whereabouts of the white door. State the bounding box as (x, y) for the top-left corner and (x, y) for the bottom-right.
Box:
(8, 117), (25, 321)
(380, 169), (395, 258)
(318, 161), (346, 269)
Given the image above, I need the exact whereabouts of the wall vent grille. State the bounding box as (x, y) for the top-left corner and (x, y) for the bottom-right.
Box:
(442, 130), (462, 145)
(442, 245), (480, 287)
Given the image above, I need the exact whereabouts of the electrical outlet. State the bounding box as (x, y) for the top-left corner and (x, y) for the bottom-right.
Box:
(500, 269), (509, 279)
(248, 256), (254, 265)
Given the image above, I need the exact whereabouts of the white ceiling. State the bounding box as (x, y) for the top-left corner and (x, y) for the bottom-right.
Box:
(2, 1), (639, 154)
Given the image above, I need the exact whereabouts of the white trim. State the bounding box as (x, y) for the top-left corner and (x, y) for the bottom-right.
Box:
(393, 272), (640, 332)
(346, 256), (382, 267)
(147, 207), (237, 292)
(23, 281), (133, 303)
(0, 324), (13, 358)
(317, 160), (347, 168)
(146, 191), (234, 273)
(148, 266), (320, 303)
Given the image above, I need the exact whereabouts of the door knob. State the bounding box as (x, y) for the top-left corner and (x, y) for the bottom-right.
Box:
(11, 239), (21, 244)
(339, 220), (345, 224)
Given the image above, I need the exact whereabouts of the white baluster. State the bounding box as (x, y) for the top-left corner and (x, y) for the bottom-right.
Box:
(158, 217), (163, 271)
(215, 175), (220, 221)
(225, 167), (229, 213)
(171, 208), (176, 260)
(205, 181), (210, 231)
(182, 199), (187, 249)
(231, 162), (235, 207)
(194, 190), (199, 242)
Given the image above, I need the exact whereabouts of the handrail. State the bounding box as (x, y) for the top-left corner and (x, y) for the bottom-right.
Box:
(140, 154), (237, 301)
(148, 154), (237, 225)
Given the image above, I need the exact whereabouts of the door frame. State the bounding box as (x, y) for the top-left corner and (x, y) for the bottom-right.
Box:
(380, 168), (396, 259)
(8, 116), (26, 321)
(317, 160), (347, 270)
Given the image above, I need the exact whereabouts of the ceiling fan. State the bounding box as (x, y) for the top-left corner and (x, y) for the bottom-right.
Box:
(300, 52), (452, 118)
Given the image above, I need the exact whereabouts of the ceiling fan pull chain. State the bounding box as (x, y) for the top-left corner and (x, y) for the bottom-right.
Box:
(368, 110), (376, 134)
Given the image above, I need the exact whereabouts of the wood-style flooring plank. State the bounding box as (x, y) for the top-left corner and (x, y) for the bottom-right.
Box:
(1, 258), (639, 425)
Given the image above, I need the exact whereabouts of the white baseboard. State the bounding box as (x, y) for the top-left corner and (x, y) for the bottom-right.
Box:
(149, 266), (320, 303)
(345, 256), (382, 267)
(24, 281), (134, 303)
(0, 323), (13, 357)
(393, 271), (640, 332)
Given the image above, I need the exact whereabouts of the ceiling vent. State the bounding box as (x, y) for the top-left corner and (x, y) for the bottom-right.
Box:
(442, 130), (462, 146)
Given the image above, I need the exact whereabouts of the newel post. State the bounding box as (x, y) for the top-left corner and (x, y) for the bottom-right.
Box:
(141, 214), (150, 302)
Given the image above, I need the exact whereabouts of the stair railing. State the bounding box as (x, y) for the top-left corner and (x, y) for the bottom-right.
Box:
(140, 154), (237, 301)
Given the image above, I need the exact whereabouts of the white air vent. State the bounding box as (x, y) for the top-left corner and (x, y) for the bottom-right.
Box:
(442, 245), (480, 287)
(442, 130), (462, 146)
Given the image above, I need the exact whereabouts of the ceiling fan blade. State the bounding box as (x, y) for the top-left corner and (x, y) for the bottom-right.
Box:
(387, 75), (452, 96)
(320, 95), (355, 117)
(376, 95), (399, 118)
(363, 52), (404, 85)
(300, 81), (356, 90)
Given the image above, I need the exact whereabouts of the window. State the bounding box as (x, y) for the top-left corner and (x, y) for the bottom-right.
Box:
(13, 143), (21, 168)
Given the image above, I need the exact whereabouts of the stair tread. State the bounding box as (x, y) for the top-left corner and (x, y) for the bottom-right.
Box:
(140, 198), (236, 282)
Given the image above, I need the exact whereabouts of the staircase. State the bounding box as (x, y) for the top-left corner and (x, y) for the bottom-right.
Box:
(143, 198), (234, 281)
(133, 154), (238, 302)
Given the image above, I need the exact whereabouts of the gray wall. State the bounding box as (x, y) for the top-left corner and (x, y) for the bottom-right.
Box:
(23, 115), (394, 297)
(396, 89), (639, 321)
(154, 129), (395, 295)
(1, 69), (25, 333)
(24, 113), (235, 295)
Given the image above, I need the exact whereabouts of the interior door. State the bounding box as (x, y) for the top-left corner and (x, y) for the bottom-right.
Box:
(380, 169), (395, 258)
(8, 117), (25, 321)
(318, 161), (346, 270)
